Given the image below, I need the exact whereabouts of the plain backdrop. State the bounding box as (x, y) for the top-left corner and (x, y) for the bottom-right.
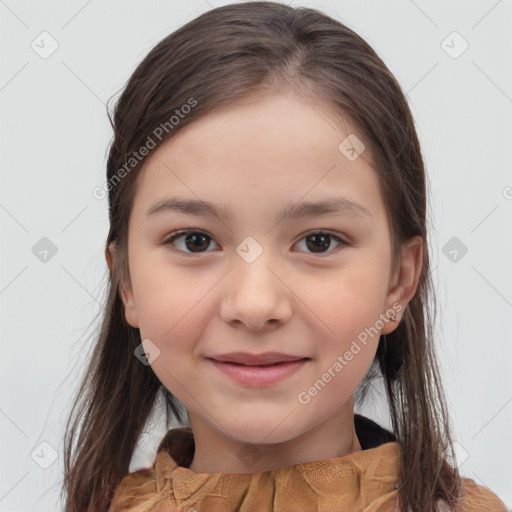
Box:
(1, 1), (511, 510)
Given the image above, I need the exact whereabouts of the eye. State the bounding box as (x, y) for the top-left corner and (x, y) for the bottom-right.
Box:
(163, 230), (219, 254)
(295, 231), (348, 254)
(163, 229), (348, 255)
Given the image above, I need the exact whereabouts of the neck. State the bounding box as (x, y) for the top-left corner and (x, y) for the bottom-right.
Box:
(187, 404), (362, 474)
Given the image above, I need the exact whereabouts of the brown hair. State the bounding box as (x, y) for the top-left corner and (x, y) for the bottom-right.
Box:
(62, 2), (463, 510)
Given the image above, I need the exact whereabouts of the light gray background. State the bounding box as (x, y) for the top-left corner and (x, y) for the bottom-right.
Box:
(1, 1), (511, 510)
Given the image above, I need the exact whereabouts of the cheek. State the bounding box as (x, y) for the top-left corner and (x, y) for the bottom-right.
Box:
(131, 257), (213, 351)
(300, 274), (383, 408)
(132, 264), (213, 401)
(305, 262), (388, 341)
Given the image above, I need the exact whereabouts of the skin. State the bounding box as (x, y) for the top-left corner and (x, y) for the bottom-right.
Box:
(106, 90), (422, 475)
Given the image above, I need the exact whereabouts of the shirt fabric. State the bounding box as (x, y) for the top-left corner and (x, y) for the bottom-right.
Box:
(108, 414), (507, 511)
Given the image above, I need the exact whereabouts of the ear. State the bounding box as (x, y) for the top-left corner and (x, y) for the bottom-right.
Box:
(105, 242), (140, 329)
(381, 235), (423, 335)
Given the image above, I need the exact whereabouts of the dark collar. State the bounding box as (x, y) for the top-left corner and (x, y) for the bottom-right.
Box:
(354, 413), (397, 449)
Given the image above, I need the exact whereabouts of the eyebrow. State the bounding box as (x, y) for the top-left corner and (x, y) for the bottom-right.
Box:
(145, 196), (372, 223)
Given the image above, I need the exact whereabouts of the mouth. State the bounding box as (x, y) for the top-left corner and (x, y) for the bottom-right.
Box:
(207, 356), (310, 386)
(218, 360), (306, 367)
(208, 351), (310, 366)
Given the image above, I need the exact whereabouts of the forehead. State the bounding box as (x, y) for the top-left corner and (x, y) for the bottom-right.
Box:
(131, 92), (387, 225)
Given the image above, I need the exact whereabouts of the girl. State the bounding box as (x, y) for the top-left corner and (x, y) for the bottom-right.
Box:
(62, 2), (507, 511)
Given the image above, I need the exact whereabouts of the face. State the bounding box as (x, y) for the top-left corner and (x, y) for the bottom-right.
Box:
(110, 90), (422, 450)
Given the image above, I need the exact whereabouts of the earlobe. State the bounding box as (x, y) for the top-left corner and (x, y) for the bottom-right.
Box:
(382, 236), (423, 335)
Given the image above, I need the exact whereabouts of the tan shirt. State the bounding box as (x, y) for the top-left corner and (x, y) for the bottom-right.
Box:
(109, 421), (507, 511)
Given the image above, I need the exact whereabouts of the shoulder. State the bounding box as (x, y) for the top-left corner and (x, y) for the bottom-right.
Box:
(445, 477), (508, 512)
(108, 451), (176, 512)
(108, 464), (157, 512)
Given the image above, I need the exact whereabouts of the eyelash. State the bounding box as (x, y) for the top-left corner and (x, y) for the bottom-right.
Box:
(162, 229), (349, 256)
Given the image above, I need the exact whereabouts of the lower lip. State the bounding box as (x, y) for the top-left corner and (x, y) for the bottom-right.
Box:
(209, 358), (309, 386)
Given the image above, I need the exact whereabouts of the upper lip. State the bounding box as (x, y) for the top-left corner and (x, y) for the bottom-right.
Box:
(208, 352), (309, 365)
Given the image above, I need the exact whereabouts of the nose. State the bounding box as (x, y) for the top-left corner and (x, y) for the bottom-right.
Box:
(219, 251), (292, 331)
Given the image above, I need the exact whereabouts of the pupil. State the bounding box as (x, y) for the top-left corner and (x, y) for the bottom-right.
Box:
(186, 233), (209, 252)
(307, 234), (330, 253)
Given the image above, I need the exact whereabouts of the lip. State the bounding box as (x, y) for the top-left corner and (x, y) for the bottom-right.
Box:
(208, 355), (310, 387)
(209, 351), (308, 365)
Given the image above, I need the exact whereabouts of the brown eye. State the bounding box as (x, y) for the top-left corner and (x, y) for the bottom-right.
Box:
(296, 231), (347, 254)
(164, 230), (219, 253)
(163, 229), (348, 256)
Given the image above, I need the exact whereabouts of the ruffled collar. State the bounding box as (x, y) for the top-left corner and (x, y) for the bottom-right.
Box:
(110, 414), (403, 511)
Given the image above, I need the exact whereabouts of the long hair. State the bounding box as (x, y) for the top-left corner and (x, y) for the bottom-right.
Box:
(62, 2), (462, 510)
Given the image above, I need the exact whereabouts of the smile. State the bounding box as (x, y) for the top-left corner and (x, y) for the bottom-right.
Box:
(208, 358), (309, 386)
